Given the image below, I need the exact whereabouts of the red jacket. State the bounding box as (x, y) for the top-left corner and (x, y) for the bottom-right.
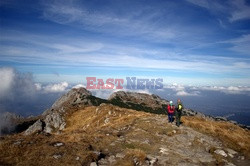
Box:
(167, 105), (175, 114)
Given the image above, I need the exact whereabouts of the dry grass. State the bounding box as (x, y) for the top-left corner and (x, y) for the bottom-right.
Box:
(65, 105), (150, 134)
(0, 104), (151, 166)
(182, 116), (250, 156)
(1, 104), (249, 165)
(0, 133), (89, 166)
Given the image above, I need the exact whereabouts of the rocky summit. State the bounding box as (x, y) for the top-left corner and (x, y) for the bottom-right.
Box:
(0, 88), (249, 166)
(108, 91), (169, 114)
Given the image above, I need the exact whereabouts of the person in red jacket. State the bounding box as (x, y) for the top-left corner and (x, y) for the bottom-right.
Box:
(167, 101), (175, 123)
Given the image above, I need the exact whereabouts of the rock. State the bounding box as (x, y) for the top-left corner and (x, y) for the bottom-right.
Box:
(229, 120), (238, 125)
(108, 91), (168, 114)
(40, 88), (109, 133)
(44, 112), (66, 133)
(225, 162), (236, 166)
(53, 142), (64, 147)
(226, 148), (237, 158)
(51, 88), (92, 109)
(214, 116), (227, 121)
(104, 118), (109, 124)
(116, 153), (125, 158)
(142, 139), (150, 144)
(75, 156), (80, 160)
(214, 149), (227, 157)
(159, 147), (169, 155)
(95, 107), (100, 114)
(182, 109), (196, 116)
(238, 156), (245, 160)
(107, 155), (116, 163)
(24, 119), (43, 135)
(90, 162), (97, 166)
(147, 155), (158, 166)
(53, 154), (62, 159)
(196, 152), (215, 163)
(13, 141), (22, 145)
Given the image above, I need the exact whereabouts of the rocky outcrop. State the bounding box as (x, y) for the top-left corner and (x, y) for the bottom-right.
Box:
(1, 91), (250, 165)
(24, 119), (43, 135)
(51, 88), (92, 110)
(108, 91), (169, 114)
(44, 111), (66, 133)
(108, 91), (209, 118)
(40, 88), (107, 133)
(21, 88), (249, 135)
(42, 88), (105, 116)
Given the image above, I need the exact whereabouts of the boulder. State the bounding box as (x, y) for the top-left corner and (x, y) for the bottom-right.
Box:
(214, 149), (227, 157)
(44, 111), (66, 133)
(24, 119), (43, 135)
(90, 162), (97, 166)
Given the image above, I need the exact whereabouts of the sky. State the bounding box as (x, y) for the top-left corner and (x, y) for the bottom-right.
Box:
(0, 0), (250, 86)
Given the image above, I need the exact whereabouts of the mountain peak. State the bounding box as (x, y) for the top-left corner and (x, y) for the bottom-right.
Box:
(109, 90), (169, 114)
(1, 103), (249, 165)
(51, 87), (92, 110)
(0, 88), (249, 165)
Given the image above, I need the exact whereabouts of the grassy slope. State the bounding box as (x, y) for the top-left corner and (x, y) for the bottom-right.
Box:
(0, 105), (151, 166)
(182, 116), (250, 157)
(0, 105), (249, 165)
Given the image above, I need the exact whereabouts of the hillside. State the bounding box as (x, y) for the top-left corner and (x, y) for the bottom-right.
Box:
(0, 88), (250, 166)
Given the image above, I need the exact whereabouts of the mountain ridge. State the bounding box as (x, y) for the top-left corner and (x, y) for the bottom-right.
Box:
(0, 87), (249, 165)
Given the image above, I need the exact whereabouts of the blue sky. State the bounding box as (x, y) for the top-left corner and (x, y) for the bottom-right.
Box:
(1, 0), (250, 86)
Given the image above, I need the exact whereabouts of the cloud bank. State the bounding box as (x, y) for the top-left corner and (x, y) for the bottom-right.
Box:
(0, 67), (71, 116)
(165, 83), (250, 96)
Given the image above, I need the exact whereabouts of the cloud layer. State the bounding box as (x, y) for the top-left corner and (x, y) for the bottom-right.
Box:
(0, 67), (70, 116)
(0, 0), (250, 85)
(165, 83), (250, 96)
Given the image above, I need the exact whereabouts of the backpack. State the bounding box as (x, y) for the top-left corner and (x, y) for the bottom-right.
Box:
(177, 104), (182, 111)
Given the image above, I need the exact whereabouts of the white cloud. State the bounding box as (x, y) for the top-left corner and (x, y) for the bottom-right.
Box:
(226, 34), (250, 55)
(1, 30), (250, 77)
(41, 0), (177, 41)
(72, 84), (85, 89)
(230, 0), (250, 22)
(186, 0), (226, 14)
(90, 90), (115, 99)
(186, 0), (250, 22)
(34, 83), (42, 91)
(196, 85), (250, 95)
(90, 87), (151, 99)
(165, 83), (250, 96)
(176, 90), (200, 96)
(43, 82), (69, 93)
(225, 86), (250, 94)
(0, 68), (15, 99)
(165, 83), (200, 96)
(0, 67), (38, 101)
(166, 83), (185, 91)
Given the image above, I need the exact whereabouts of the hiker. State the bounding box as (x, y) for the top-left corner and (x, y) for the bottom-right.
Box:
(175, 99), (183, 127)
(167, 101), (175, 123)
